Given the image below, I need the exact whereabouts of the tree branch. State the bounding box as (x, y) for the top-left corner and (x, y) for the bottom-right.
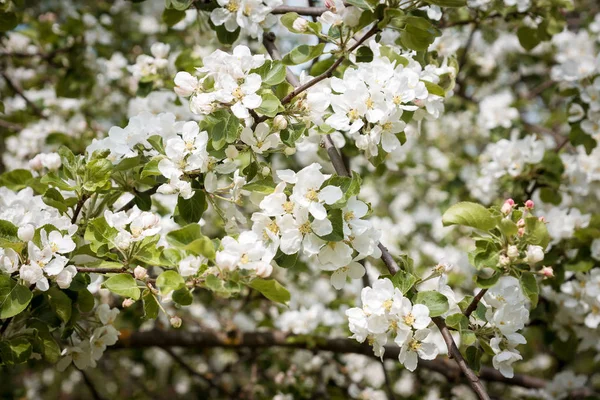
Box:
(281, 24), (379, 105)
(263, 32), (300, 87)
(464, 289), (487, 318)
(271, 6), (328, 16)
(0, 71), (44, 118)
(113, 329), (547, 390)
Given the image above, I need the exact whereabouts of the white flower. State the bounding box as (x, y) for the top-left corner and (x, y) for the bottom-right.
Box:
(174, 71), (200, 97)
(215, 231), (273, 274)
(17, 224), (35, 242)
(215, 73), (263, 119)
(491, 349), (522, 378)
(96, 303), (120, 325)
(392, 298), (432, 333)
(179, 255), (204, 277)
(398, 329), (438, 372)
(330, 261), (364, 290)
(57, 343), (96, 371)
(0, 248), (19, 274)
(42, 230), (76, 254)
(20, 263), (49, 291)
(241, 122), (279, 154)
(278, 208), (330, 255)
(292, 17), (309, 32)
(525, 245), (544, 264)
(290, 163), (343, 220)
(90, 325), (119, 360)
(317, 241), (353, 270)
(56, 265), (77, 289)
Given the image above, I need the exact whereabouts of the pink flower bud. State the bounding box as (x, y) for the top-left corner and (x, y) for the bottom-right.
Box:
(325, 0), (335, 8)
(525, 200), (534, 209)
(539, 216), (546, 223)
(540, 266), (554, 278)
(517, 218), (526, 228)
(501, 199), (515, 215)
(518, 227), (525, 236)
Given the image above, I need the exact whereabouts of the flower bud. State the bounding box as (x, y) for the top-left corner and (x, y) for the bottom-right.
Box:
(517, 218), (525, 228)
(499, 254), (510, 267)
(133, 266), (148, 280)
(507, 245), (519, 259)
(41, 153), (61, 170)
(273, 115), (288, 131)
(170, 316), (182, 328)
(292, 17), (309, 32)
(526, 245), (545, 264)
(501, 199), (515, 215)
(538, 216), (546, 223)
(18, 224), (35, 242)
(261, 166), (271, 176)
(28, 154), (44, 171)
(255, 262), (273, 278)
(284, 147), (296, 156)
(540, 266), (554, 278)
(518, 227), (525, 237)
(122, 298), (135, 308)
(525, 200), (534, 209)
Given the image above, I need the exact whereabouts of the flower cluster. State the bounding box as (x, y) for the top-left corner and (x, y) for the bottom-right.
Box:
(479, 277), (530, 378)
(210, 0), (282, 39)
(251, 163), (380, 289)
(346, 278), (437, 371)
(0, 187), (78, 290)
(305, 43), (449, 160)
(104, 206), (161, 251)
(175, 45), (265, 120)
(215, 230), (274, 278)
(127, 42), (171, 84)
(57, 304), (120, 370)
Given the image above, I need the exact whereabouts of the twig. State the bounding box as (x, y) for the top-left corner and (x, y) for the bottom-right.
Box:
(271, 6), (328, 15)
(0, 71), (44, 117)
(464, 289), (487, 318)
(71, 194), (89, 224)
(76, 267), (127, 274)
(281, 24), (379, 105)
(80, 370), (105, 400)
(263, 32), (299, 87)
(113, 329), (548, 390)
(433, 317), (491, 400)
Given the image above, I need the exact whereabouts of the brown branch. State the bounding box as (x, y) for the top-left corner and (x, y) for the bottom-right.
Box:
(71, 194), (89, 224)
(464, 289), (487, 318)
(433, 317), (491, 400)
(113, 329), (547, 390)
(263, 32), (300, 87)
(0, 71), (44, 117)
(0, 119), (22, 130)
(76, 267), (127, 274)
(271, 6), (328, 15)
(281, 24), (379, 105)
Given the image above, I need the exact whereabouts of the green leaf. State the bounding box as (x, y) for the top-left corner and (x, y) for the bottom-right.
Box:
(256, 93), (283, 118)
(167, 224), (216, 259)
(84, 217), (118, 256)
(36, 330), (60, 363)
(445, 313), (469, 330)
(379, 46), (409, 67)
(318, 209), (344, 242)
(280, 123), (307, 147)
(0, 338), (32, 365)
(141, 157), (163, 179)
(282, 44), (326, 66)
(46, 287), (72, 324)
(0, 219), (25, 252)
(168, 0), (193, 10)
(422, 0), (466, 6)
(172, 287), (193, 306)
(423, 80), (445, 97)
(323, 172), (362, 209)
(77, 289), (95, 313)
(83, 158), (112, 192)
(523, 217), (550, 249)
(414, 291), (449, 317)
(177, 190), (207, 224)
(517, 26), (541, 51)
(474, 271), (501, 288)
(498, 218), (518, 237)
(280, 12), (322, 34)
(249, 279), (290, 304)
(521, 272), (539, 308)
(214, 25), (240, 45)
(465, 346), (482, 373)
(142, 289), (159, 319)
(162, 8), (186, 26)
(103, 274), (141, 300)
(253, 60), (287, 86)
(243, 178), (276, 194)
(565, 260), (594, 272)
(156, 270), (185, 295)
(356, 46), (374, 63)
(345, 0), (377, 11)
(0, 12), (19, 32)
(0, 275), (33, 319)
(390, 270), (417, 295)
(399, 16), (440, 51)
(0, 169), (34, 191)
(43, 188), (76, 214)
(442, 202), (498, 231)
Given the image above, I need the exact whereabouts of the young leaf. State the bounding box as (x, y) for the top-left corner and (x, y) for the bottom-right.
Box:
(156, 270), (186, 295)
(414, 291), (449, 317)
(103, 274), (141, 300)
(249, 279), (290, 304)
(442, 202), (498, 231)
(0, 275), (33, 319)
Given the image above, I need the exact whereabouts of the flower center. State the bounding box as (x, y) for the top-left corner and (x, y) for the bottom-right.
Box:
(50, 242), (59, 253)
(403, 313), (415, 326)
(232, 87), (244, 99)
(240, 254), (249, 264)
(393, 95), (402, 105)
(382, 122), (393, 131)
(348, 109), (360, 121)
(226, 1), (239, 12)
(408, 339), (421, 351)
(344, 211), (355, 222)
(299, 222), (312, 234)
(305, 189), (319, 202)
(383, 299), (393, 311)
(365, 97), (374, 109)
(283, 201), (294, 213)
